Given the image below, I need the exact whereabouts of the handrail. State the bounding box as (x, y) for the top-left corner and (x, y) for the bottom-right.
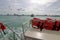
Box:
(22, 19), (31, 40)
(0, 29), (5, 40)
(22, 20), (31, 32)
(6, 27), (21, 39)
(4, 23), (22, 39)
(2, 18), (31, 40)
(0, 25), (5, 40)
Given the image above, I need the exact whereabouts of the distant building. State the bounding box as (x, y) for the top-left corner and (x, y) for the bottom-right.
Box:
(14, 13), (19, 16)
(7, 14), (10, 16)
(21, 14), (25, 16)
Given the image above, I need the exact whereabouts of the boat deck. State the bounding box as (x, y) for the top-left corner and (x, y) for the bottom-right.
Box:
(24, 28), (60, 40)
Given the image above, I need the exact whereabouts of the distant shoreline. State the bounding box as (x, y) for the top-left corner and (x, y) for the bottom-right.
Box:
(0, 15), (60, 17)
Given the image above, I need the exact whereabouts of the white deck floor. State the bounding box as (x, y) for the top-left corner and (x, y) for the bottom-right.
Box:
(24, 28), (60, 40)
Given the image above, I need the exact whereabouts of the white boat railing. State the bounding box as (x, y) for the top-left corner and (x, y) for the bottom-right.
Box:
(0, 25), (22, 40)
(7, 27), (22, 40)
(21, 19), (32, 40)
(0, 18), (32, 40)
(0, 29), (5, 40)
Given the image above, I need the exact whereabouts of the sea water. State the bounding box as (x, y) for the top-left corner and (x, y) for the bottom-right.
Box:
(0, 16), (31, 40)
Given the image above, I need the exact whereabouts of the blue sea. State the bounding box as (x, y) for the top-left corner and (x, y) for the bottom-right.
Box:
(0, 16), (60, 40)
(0, 16), (31, 40)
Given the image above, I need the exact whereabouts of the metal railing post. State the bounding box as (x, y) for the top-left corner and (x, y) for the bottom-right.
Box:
(29, 21), (31, 28)
(13, 32), (16, 40)
(7, 27), (21, 40)
(0, 30), (5, 40)
(22, 24), (25, 40)
(0, 25), (5, 40)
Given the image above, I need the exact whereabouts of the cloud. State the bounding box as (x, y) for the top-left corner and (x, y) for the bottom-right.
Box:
(30, 0), (57, 6)
(0, 0), (59, 15)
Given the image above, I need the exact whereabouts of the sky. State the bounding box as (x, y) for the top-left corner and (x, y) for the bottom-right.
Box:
(0, 0), (60, 15)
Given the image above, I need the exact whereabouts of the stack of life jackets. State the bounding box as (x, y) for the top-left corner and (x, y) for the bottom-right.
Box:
(31, 18), (60, 31)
